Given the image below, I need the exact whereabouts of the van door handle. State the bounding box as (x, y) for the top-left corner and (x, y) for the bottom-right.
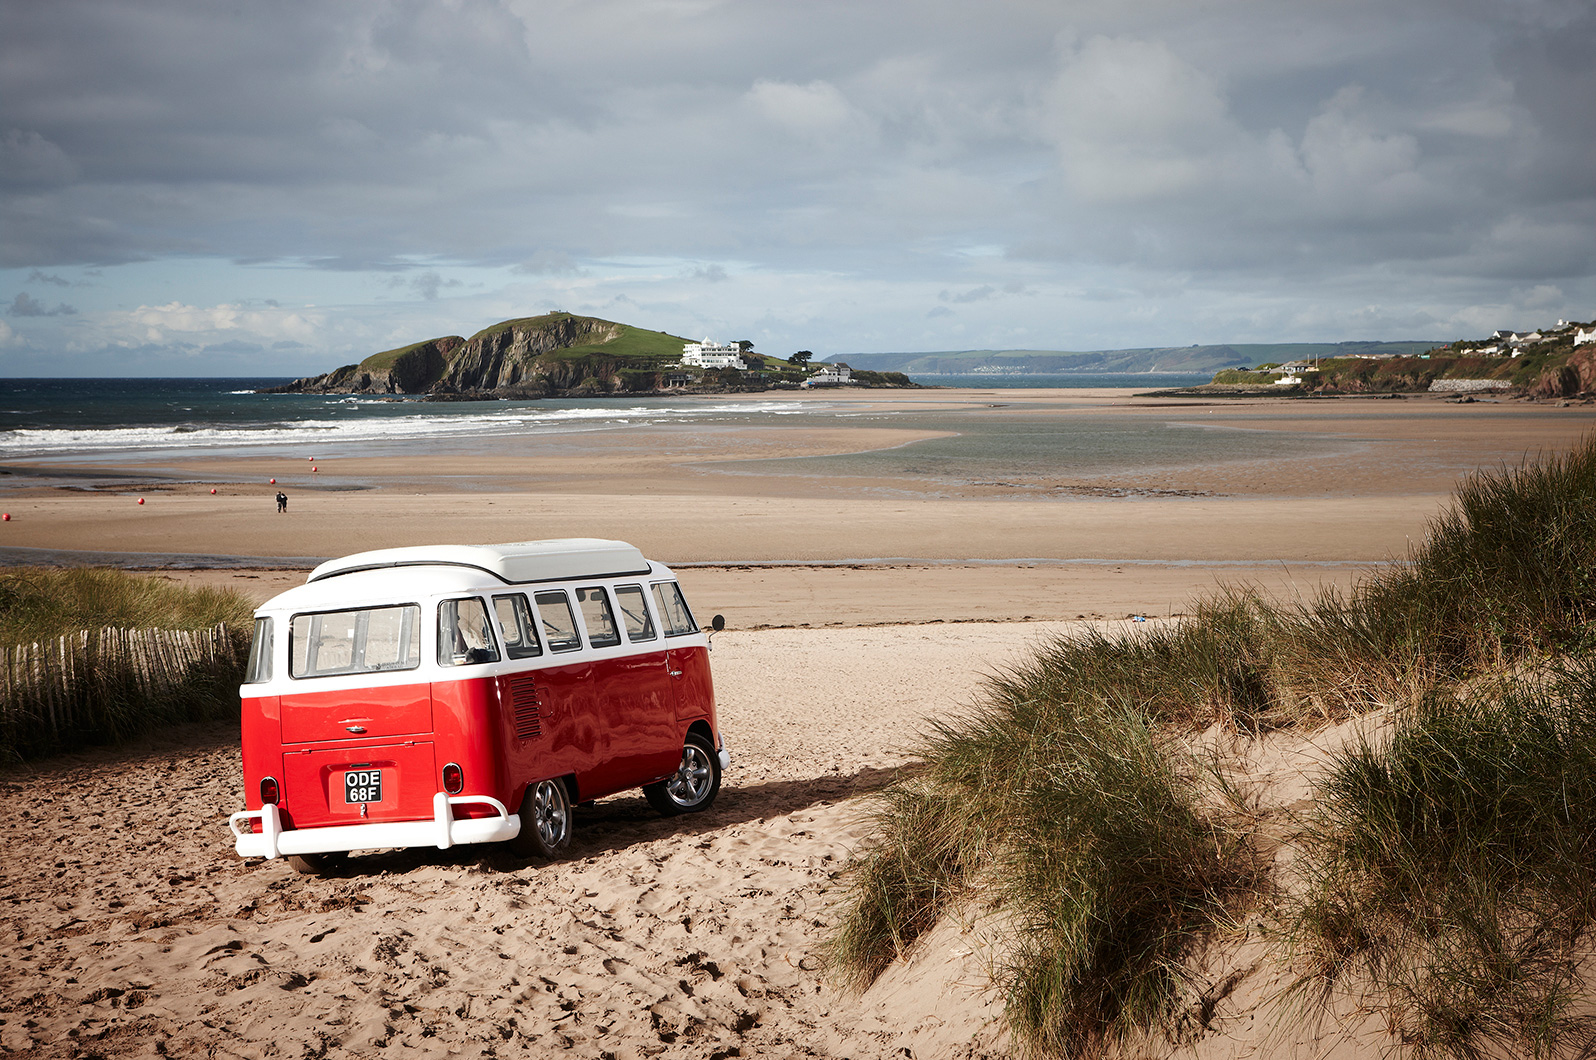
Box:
(668, 669), (683, 678)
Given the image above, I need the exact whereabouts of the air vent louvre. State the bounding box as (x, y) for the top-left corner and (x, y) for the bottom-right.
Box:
(508, 672), (542, 740)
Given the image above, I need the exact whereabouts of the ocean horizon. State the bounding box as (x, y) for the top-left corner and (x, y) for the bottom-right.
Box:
(0, 374), (1216, 462)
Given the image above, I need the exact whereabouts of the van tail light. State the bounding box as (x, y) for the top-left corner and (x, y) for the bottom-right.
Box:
(260, 777), (280, 805)
(442, 763), (464, 795)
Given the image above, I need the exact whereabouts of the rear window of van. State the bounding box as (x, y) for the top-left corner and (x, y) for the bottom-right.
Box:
(290, 605), (421, 678)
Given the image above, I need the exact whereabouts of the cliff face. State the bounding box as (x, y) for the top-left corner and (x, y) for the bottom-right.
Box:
(438, 316), (622, 391)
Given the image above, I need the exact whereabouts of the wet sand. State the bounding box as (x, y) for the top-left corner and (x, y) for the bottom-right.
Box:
(3, 386), (1591, 621)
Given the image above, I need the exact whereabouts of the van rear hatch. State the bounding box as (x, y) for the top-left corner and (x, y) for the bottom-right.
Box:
(280, 683), (433, 744)
(280, 741), (437, 828)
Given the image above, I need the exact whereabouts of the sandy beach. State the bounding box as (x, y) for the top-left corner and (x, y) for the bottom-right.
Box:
(3, 386), (1595, 1057)
(5, 387), (1594, 621)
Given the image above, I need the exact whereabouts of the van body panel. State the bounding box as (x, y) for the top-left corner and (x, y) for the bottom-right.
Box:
(279, 741), (437, 829)
(429, 676), (514, 819)
(527, 658), (600, 797)
(582, 648), (681, 800)
(665, 645), (714, 722)
(240, 694), (281, 810)
(280, 682), (433, 745)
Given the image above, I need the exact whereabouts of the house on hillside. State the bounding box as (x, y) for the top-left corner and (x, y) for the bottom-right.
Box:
(803, 363), (854, 387)
(1577, 327), (1596, 347)
(680, 339), (746, 370)
(1274, 362), (1320, 386)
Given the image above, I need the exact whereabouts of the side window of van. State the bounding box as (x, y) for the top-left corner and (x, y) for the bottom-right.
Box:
(438, 597), (501, 667)
(244, 616), (273, 684)
(291, 605), (421, 678)
(492, 593), (542, 660)
(534, 590), (582, 652)
(613, 584), (656, 642)
(651, 581), (697, 637)
(576, 586), (621, 648)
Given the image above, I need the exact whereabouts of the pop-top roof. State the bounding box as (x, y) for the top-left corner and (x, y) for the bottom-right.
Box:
(307, 539), (652, 586)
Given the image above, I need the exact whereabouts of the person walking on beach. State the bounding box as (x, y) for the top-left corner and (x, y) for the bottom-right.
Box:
(276, 491), (287, 513)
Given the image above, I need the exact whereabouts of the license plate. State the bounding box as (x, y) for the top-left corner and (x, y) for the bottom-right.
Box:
(344, 769), (383, 804)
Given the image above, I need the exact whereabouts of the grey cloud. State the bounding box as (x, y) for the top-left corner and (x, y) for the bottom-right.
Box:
(8, 292), (76, 316)
(1, 0), (1591, 347)
(409, 271), (462, 301)
(26, 269), (70, 287)
(512, 250), (579, 275)
(941, 285), (997, 303)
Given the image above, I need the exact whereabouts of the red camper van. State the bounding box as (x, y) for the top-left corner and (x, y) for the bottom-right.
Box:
(228, 539), (727, 873)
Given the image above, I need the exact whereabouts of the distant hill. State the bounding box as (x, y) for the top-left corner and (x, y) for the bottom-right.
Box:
(267, 314), (698, 397)
(843, 342), (1442, 375)
(263, 312), (911, 398)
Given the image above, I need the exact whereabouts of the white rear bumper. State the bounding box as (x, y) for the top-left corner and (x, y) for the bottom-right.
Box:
(229, 792), (518, 860)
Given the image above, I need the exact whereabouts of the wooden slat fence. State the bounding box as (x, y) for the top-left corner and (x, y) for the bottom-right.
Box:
(0, 624), (245, 760)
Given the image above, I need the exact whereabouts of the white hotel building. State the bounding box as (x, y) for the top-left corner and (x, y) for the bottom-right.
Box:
(680, 340), (746, 370)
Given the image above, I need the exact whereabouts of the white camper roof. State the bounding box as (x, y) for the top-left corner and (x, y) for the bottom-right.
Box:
(307, 539), (653, 586)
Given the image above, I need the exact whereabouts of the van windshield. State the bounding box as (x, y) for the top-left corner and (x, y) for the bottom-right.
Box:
(650, 581), (697, 637)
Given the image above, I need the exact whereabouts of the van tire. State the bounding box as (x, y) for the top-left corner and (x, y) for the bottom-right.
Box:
(512, 778), (572, 859)
(286, 852), (345, 875)
(645, 732), (721, 816)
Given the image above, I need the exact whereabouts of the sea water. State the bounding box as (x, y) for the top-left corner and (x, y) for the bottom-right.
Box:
(0, 374), (1328, 489)
(0, 378), (837, 461)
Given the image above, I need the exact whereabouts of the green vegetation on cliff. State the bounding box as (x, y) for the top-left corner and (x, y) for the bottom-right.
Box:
(1198, 320), (1596, 396)
(466, 312), (688, 363)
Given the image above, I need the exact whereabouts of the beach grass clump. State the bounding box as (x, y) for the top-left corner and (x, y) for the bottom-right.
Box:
(1293, 662), (1596, 1058)
(0, 566), (254, 644)
(829, 688), (1263, 1056)
(992, 698), (1262, 1056)
(1366, 440), (1596, 667)
(0, 567), (255, 759)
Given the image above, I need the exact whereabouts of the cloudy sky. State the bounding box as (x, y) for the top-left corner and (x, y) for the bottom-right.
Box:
(2, 0), (1593, 376)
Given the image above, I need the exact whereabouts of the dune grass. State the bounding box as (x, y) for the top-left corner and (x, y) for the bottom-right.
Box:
(827, 668), (1266, 1056)
(1294, 664), (1596, 1058)
(0, 566), (254, 644)
(828, 435), (1596, 1058)
(0, 568), (256, 759)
